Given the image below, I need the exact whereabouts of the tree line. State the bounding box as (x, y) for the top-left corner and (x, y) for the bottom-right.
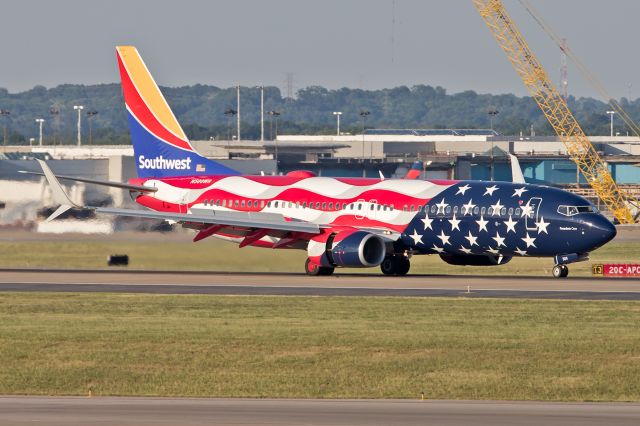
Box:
(0, 83), (635, 145)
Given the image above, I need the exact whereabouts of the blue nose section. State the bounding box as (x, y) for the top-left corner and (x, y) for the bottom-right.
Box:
(590, 215), (617, 249)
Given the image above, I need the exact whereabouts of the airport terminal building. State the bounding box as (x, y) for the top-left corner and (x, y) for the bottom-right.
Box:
(1, 129), (639, 229)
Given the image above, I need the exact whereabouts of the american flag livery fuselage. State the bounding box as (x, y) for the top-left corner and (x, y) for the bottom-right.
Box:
(103, 45), (616, 278)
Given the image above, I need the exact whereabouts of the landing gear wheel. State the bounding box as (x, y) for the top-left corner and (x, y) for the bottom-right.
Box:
(305, 258), (320, 276)
(380, 256), (411, 276)
(380, 257), (396, 275)
(318, 266), (335, 276)
(305, 258), (334, 276)
(396, 257), (410, 276)
(552, 264), (569, 278)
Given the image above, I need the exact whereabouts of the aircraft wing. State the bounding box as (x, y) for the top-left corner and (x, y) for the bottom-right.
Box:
(36, 159), (320, 235)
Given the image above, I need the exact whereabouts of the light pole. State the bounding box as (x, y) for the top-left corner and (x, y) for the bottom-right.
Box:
(359, 110), (370, 163)
(268, 110), (280, 165)
(73, 105), (84, 146)
(0, 109), (10, 146)
(333, 111), (342, 136)
(49, 107), (59, 146)
(606, 110), (615, 137)
(224, 108), (237, 153)
(236, 85), (241, 142)
(487, 109), (499, 181)
(260, 86), (264, 142)
(86, 110), (98, 146)
(487, 108), (499, 131)
(35, 118), (45, 146)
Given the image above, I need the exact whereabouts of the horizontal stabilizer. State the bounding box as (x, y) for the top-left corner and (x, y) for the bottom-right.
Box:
(20, 170), (157, 192)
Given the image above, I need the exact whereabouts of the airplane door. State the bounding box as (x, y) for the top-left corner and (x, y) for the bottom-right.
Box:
(179, 190), (189, 214)
(366, 199), (378, 221)
(525, 197), (542, 231)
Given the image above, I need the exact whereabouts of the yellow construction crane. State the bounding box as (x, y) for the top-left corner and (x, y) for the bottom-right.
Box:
(472, 0), (637, 224)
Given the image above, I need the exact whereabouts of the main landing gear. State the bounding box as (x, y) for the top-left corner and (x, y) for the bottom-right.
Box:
(305, 258), (334, 276)
(380, 255), (410, 276)
(552, 264), (569, 278)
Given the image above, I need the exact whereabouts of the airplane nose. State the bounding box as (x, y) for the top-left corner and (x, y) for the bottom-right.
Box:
(591, 215), (617, 247)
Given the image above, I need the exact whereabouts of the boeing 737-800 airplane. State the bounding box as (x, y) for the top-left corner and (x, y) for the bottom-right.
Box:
(35, 46), (616, 278)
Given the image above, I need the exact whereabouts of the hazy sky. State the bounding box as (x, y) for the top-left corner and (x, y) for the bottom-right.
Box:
(2, 0), (638, 99)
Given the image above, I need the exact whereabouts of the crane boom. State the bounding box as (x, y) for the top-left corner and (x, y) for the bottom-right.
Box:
(472, 0), (636, 224)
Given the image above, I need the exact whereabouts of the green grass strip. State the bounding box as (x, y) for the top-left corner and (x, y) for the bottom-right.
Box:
(0, 293), (639, 400)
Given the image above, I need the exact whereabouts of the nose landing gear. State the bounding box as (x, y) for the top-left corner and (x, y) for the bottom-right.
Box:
(552, 264), (569, 278)
(551, 253), (589, 278)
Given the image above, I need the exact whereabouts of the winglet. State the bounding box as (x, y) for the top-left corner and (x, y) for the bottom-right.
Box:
(37, 159), (80, 222)
(508, 154), (526, 184)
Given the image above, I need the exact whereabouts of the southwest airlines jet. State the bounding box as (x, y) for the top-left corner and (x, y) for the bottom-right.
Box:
(36, 46), (616, 278)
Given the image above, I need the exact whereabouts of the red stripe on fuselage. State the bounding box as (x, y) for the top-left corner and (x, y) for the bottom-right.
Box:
(129, 175), (459, 190)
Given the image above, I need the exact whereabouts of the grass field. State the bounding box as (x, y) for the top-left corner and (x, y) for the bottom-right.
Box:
(0, 293), (639, 400)
(1, 233), (639, 275)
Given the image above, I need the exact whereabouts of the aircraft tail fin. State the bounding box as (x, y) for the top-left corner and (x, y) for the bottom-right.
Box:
(509, 154), (526, 184)
(115, 46), (239, 178)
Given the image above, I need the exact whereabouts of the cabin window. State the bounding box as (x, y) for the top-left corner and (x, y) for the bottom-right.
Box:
(302, 202), (307, 208)
(322, 202), (327, 210)
(453, 206), (458, 214)
(287, 202), (292, 208)
(410, 205), (415, 212)
(430, 205), (436, 214)
(445, 206), (451, 214)
(349, 204), (354, 210)
(403, 205), (408, 212)
(473, 206), (479, 215)
(418, 205), (423, 212)
(390, 204), (395, 210)
(241, 200), (246, 208)
(508, 207), (513, 216)
(234, 200), (239, 207)
(296, 202), (300, 208)
(203, 199), (208, 206)
(500, 207), (507, 216)
(260, 200), (265, 208)
(488, 207), (493, 215)
(358, 204), (362, 210)
(377, 204), (382, 211)
(274, 201), (279, 208)
(481, 207), (486, 215)
(515, 207), (521, 216)
(328, 202), (333, 209)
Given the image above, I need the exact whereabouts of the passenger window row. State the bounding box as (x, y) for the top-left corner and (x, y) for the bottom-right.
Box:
(200, 198), (428, 212)
(427, 204), (525, 218)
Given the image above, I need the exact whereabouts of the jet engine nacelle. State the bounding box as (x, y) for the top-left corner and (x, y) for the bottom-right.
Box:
(329, 230), (387, 267)
(439, 253), (512, 266)
(308, 229), (387, 268)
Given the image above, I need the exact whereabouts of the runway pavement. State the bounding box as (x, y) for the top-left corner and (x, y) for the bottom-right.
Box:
(1, 397), (639, 426)
(0, 269), (639, 300)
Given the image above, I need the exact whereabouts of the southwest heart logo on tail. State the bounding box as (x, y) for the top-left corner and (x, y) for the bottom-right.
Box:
(116, 46), (239, 178)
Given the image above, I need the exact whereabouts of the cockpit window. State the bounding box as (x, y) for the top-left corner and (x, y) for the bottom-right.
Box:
(557, 205), (597, 216)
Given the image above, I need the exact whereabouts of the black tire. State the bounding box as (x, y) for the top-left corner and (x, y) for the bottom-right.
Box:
(552, 265), (567, 278)
(318, 266), (335, 276)
(305, 258), (321, 276)
(380, 256), (410, 276)
(380, 257), (397, 275)
(395, 257), (411, 276)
